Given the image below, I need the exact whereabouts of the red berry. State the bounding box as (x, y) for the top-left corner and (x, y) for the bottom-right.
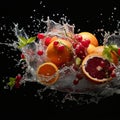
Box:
(73, 79), (79, 85)
(57, 45), (65, 51)
(76, 73), (83, 80)
(16, 74), (22, 81)
(44, 37), (52, 46)
(37, 33), (45, 39)
(53, 41), (59, 46)
(21, 53), (25, 59)
(37, 50), (43, 56)
(81, 39), (90, 48)
(74, 34), (83, 42)
(15, 74), (22, 88)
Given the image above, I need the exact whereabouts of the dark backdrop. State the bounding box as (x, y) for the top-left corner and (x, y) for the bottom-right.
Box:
(0, 0), (120, 119)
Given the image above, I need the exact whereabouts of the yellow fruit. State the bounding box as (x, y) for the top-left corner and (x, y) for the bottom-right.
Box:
(79, 32), (99, 47)
(87, 44), (96, 54)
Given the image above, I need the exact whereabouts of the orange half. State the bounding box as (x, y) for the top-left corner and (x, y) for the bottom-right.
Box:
(36, 62), (59, 86)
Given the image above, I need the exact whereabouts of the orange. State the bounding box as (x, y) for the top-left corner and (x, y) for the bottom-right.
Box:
(91, 46), (119, 65)
(90, 45), (104, 56)
(36, 62), (59, 86)
(82, 53), (116, 84)
(87, 44), (96, 54)
(79, 32), (99, 47)
(46, 38), (73, 67)
(44, 36), (58, 46)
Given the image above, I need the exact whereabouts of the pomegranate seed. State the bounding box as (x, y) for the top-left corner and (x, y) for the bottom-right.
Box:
(100, 61), (105, 68)
(108, 66), (115, 72)
(37, 33), (45, 39)
(44, 37), (52, 46)
(37, 50), (43, 56)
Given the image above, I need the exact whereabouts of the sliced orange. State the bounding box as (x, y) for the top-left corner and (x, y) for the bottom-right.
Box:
(36, 62), (59, 86)
(46, 38), (73, 67)
(79, 32), (99, 47)
(82, 54), (116, 83)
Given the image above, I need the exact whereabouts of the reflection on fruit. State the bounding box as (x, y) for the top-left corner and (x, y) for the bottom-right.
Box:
(46, 38), (73, 67)
(82, 54), (116, 83)
(36, 62), (59, 86)
(79, 32), (99, 47)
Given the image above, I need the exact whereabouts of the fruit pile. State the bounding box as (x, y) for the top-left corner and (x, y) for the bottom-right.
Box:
(35, 29), (120, 86)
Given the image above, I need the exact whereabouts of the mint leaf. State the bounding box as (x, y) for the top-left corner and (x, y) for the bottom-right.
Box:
(7, 77), (16, 88)
(102, 44), (120, 62)
(102, 46), (112, 62)
(27, 36), (36, 44)
(18, 36), (27, 44)
(17, 36), (36, 48)
(109, 45), (118, 52)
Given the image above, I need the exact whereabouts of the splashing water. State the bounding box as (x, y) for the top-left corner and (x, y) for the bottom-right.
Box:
(1, 6), (120, 107)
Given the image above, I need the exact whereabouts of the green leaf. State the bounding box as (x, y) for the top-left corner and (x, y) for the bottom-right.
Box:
(7, 77), (16, 88)
(109, 45), (118, 52)
(17, 36), (36, 49)
(18, 36), (27, 44)
(27, 36), (36, 44)
(102, 46), (112, 61)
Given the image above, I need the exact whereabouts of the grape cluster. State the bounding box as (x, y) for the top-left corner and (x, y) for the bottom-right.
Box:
(73, 34), (90, 60)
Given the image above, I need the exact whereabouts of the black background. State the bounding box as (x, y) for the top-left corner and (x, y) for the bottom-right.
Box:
(0, 0), (120, 119)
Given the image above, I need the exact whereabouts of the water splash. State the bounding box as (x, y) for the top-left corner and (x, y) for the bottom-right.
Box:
(1, 5), (120, 108)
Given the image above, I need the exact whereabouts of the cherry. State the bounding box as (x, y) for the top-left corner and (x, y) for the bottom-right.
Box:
(100, 61), (106, 68)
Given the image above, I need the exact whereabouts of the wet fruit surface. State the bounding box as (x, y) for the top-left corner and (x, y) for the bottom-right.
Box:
(82, 54), (116, 83)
